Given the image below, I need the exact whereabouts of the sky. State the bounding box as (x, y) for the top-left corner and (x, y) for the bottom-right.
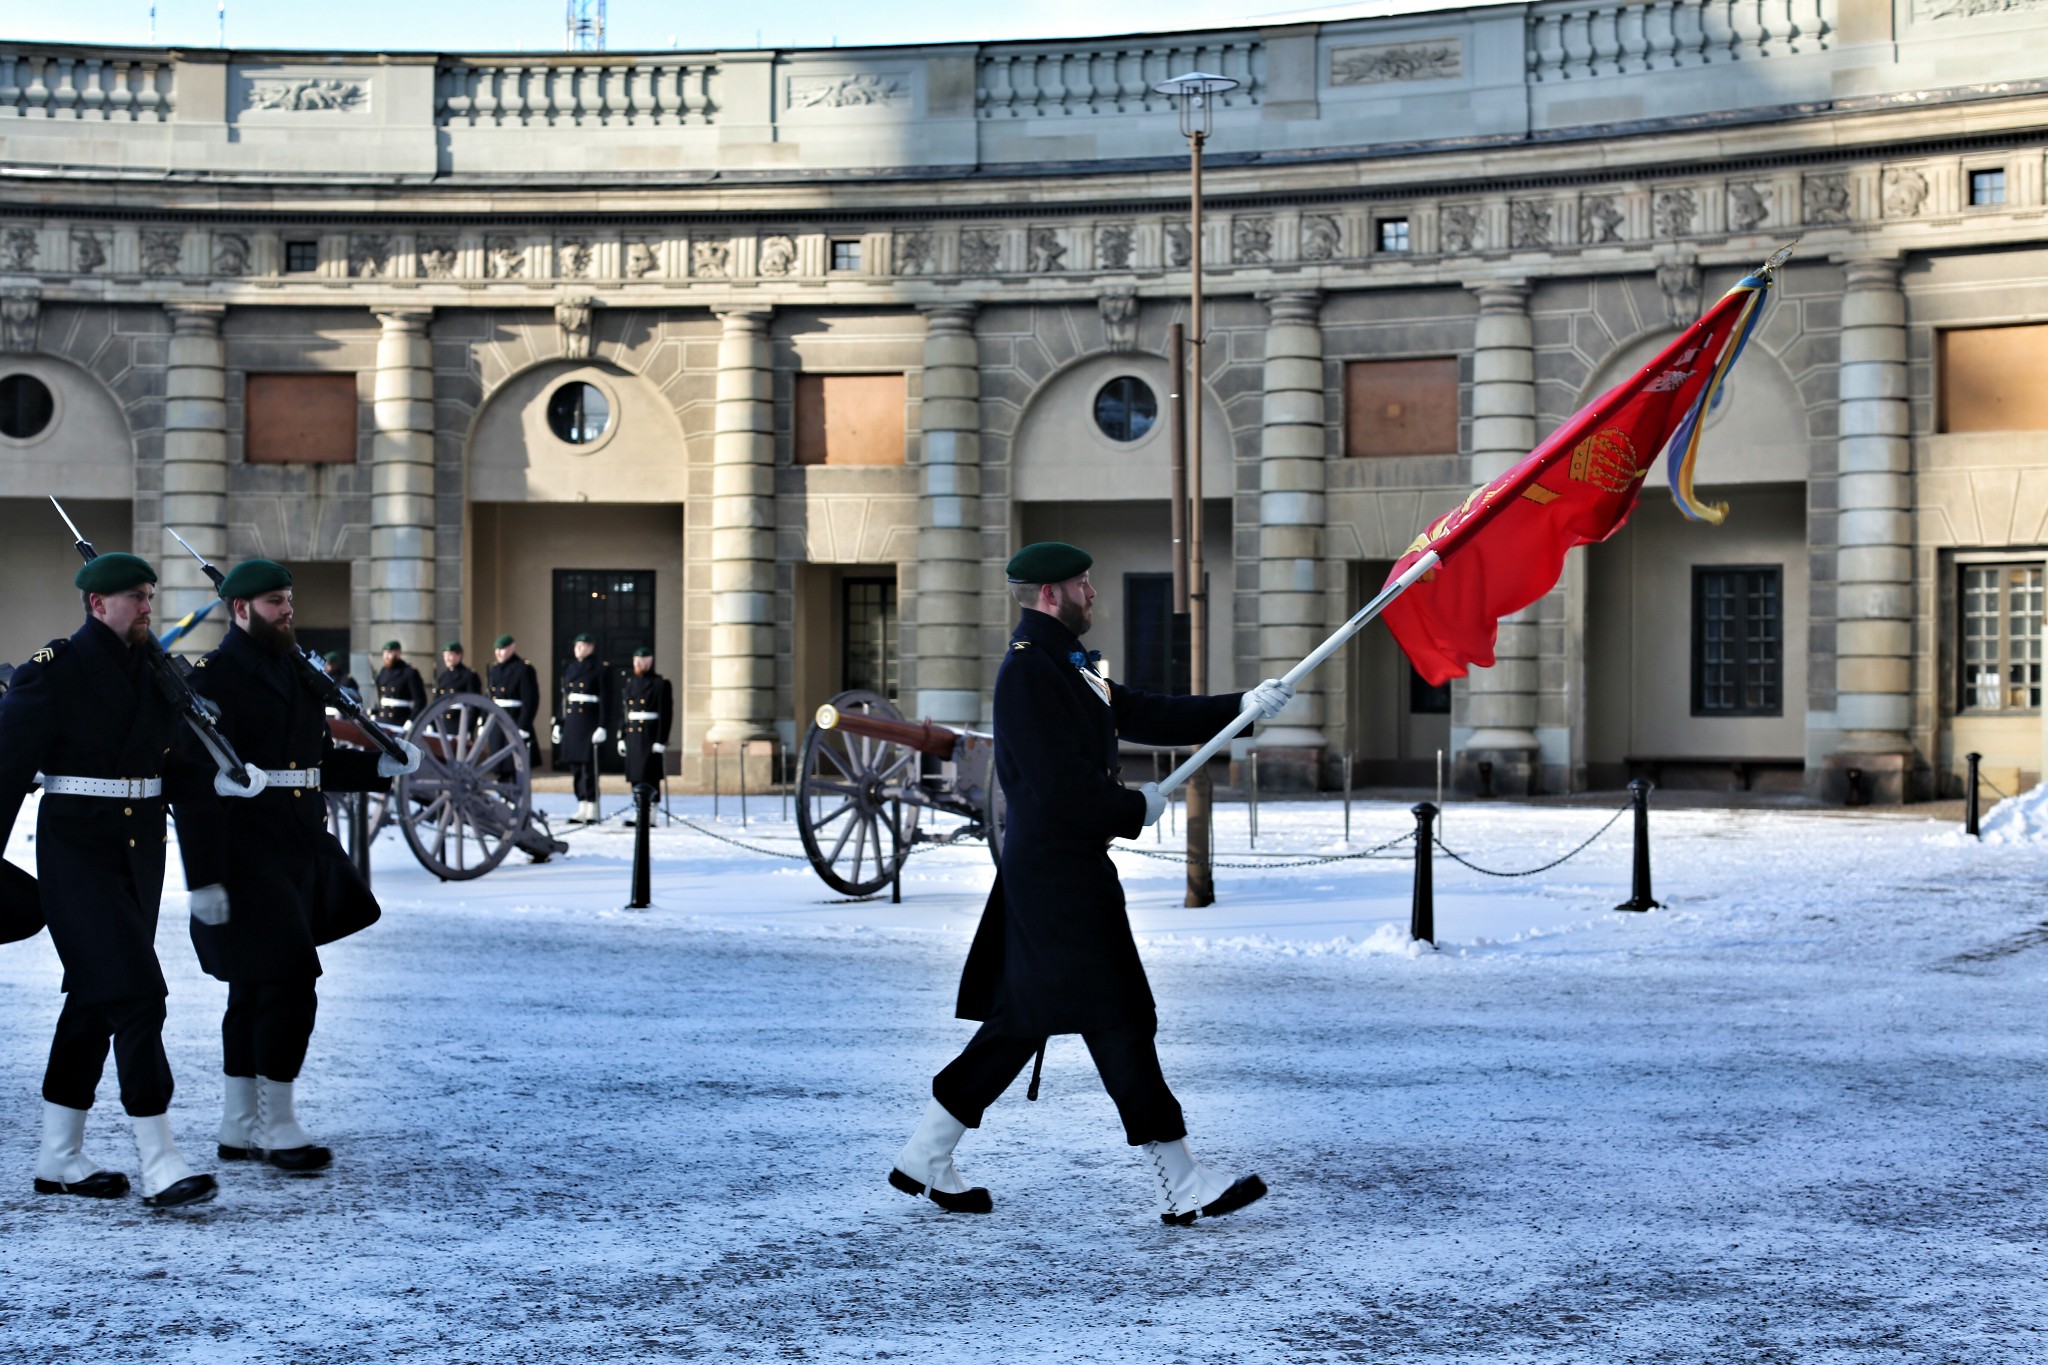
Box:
(5, 0), (1476, 53)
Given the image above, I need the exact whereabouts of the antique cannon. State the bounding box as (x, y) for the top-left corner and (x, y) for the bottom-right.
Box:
(796, 689), (1006, 896)
(326, 691), (567, 881)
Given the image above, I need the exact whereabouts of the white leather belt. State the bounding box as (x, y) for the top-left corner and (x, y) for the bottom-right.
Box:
(566, 693), (601, 705)
(626, 711), (660, 722)
(40, 775), (162, 799)
(378, 698), (414, 709)
(260, 768), (322, 789)
(494, 698), (523, 708)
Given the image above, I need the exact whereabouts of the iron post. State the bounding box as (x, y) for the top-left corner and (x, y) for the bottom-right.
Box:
(1615, 779), (1662, 912)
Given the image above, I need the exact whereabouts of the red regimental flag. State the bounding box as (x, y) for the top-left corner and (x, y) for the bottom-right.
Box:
(1382, 272), (1772, 685)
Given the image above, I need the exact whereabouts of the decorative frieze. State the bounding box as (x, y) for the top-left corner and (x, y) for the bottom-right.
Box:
(1883, 167), (1930, 218)
(623, 238), (662, 279)
(960, 228), (1002, 275)
(349, 234), (392, 279)
(1653, 187), (1698, 237)
(212, 233), (251, 276)
(557, 239), (593, 279)
(1804, 173), (1851, 225)
(1096, 223), (1134, 271)
(140, 230), (182, 276)
(0, 287), (38, 353)
(1330, 40), (1462, 85)
(70, 228), (108, 274)
(893, 231), (935, 276)
(4, 226), (39, 272)
(789, 72), (908, 109)
(1580, 193), (1625, 243)
(1728, 182), (1772, 231)
(418, 236), (459, 279)
(1441, 205), (1481, 253)
(692, 239), (731, 278)
(1233, 217), (1273, 266)
(1509, 200), (1552, 250)
(246, 78), (367, 113)
(1301, 214), (1340, 262)
(1027, 228), (1065, 274)
(758, 235), (796, 276)
(486, 237), (525, 279)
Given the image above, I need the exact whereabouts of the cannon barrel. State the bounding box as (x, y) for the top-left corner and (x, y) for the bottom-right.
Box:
(815, 703), (960, 759)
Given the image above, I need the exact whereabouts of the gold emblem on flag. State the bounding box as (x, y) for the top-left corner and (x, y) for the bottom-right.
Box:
(1568, 429), (1645, 493)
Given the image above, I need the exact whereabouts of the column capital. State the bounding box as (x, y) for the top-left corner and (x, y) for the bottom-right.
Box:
(1838, 255), (1904, 291)
(918, 302), (979, 331)
(713, 305), (774, 333)
(372, 307), (435, 334)
(165, 302), (226, 335)
(1258, 289), (1323, 324)
(1464, 279), (1532, 312)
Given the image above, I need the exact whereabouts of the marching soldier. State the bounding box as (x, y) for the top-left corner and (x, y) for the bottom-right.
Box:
(615, 645), (673, 826)
(0, 551), (258, 1208)
(372, 640), (427, 729)
(489, 634), (541, 771)
(553, 633), (612, 824)
(887, 542), (1292, 1224)
(173, 560), (420, 1174)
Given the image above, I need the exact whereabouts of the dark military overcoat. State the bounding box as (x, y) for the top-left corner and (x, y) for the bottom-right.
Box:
(373, 659), (428, 728)
(0, 618), (215, 999)
(434, 663), (483, 702)
(554, 655), (613, 763)
(489, 654), (542, 768)
(618, 669), (674, 787)
(956, 608), (1242, 1038)
(173, 626), (389, 984)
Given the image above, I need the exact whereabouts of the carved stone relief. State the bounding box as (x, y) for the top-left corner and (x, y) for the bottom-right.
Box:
(1509, 201), (1552, 250)
(1653, 189), (1697, 237)
(349, 234), (392, 279)
(1917, 0), (2044, 17)
(71, 229), (108, 274)
(623, 239), (661, 279)
(758, 235), (796, 276)
(1883, 167), (1930, 218)
(1232, 217), (1273, 266)
(1329, 40), (1462, 84)
(1580, 194), (1625, 244)
(1027, 228), (1065, 274)
(1440, 205), (1480, 254)
(788, 72), (908, 108)
(1096, 223), (1134, 271)
(557, 240), (593, 279)
(1301, 214), (1339, 262)
(893, 231), (934, 276)
(418, 236), (459, 279)
(140, 230), (182, 276)
(1803, 174), (1851, 225)
(691, 240), (731, 278)
(1098, 288), (1138, 353)
(1728, 183), (1772, 232)
(1165, 221), (1192, 269)
(556, 295), (594, 360)
(246, 78), (367, 112)
(960, 229), (1002, 275)
(486, 237), (525, 279)
(0, 288), (38, 353)
(212, 233), (251, 277)
(1658, 260), (1702, 328)
(2, 227), (36, 272)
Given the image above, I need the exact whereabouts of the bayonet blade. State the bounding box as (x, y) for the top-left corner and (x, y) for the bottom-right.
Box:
(48, 495), (86, 544)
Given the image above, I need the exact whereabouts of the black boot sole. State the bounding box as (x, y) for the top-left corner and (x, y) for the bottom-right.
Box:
(34, 1172), (130, 1199)
(143, 1173), (218, 1209)
(266, 1145), (333, 1172)
(889, 1166), (993, 1214)
(1162, 1174), (1268, 1226)
(218, 1143), (256, 1162)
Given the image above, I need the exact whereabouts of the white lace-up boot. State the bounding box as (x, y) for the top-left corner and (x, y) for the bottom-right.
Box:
(34, 1102), (129, 1198)
(131, 1114), (217, 1208)
(218, 1076), (259, 1160)
(255, 1077), (333, 1171)
(1142, 1137), (1267, 1225)
(888, 1098), (993, 1214)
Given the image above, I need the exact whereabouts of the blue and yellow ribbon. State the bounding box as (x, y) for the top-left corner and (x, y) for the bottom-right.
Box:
(1664, 243), (1796, 525)
(157, 598), (218, 648)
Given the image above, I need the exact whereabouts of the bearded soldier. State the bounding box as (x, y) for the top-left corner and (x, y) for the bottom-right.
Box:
(489, 634), (541, 772)
(0, 552), (261, 1208)
(372, 641), (427, 729)
(614, 645), (672, 826)
(888, 542), (1292, 1225)
(173, 560), (421, 1174)
(553, 633), (612, 824)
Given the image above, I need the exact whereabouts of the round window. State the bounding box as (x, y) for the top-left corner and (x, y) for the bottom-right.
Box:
(546, 381), (612, 444)
(1092, 376), (1157, 443)
(0, 373), (55, 441)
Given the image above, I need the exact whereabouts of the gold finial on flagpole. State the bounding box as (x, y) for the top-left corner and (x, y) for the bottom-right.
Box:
(1760, 240), (1800, 277)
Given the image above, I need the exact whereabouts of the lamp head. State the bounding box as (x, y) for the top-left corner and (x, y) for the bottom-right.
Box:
(1151, 70), (1239, 139)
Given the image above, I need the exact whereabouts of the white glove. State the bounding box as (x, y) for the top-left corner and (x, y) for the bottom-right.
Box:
(551, 723), (562, 745)
(652, 742), (665, 754)
(1246, 677), (1295, 721)
(617, 739), (627, 757)
(188, 884), (230, 927)
(592, 727), (608, 745)
(215, 767), (268, 799)
(377, 738), (423, 778)
(1140, 782), (1166, 828)
(519, 729), (532, 741)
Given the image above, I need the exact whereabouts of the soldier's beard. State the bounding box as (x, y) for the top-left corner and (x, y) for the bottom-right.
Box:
(1054, 591), (1091, 637)
(246, 609), (297, 659)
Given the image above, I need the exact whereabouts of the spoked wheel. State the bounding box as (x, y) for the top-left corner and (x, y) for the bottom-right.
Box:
(396, 692), (531, 881)
(797, 689), (923, 897)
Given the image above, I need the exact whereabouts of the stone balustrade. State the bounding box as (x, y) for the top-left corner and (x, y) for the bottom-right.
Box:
(976, 38), (1262, 119)
(437, 58), (718, 127)
(0, 48), (176, 121)
(1526, 0), (1835, 81)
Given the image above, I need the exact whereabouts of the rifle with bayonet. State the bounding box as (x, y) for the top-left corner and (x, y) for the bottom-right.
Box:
(48, 497), (256, 789)
(164, 528), (414, 770)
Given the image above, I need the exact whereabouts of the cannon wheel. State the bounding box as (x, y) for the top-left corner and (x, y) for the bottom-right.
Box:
(396, 692), (532, 882)
(797, 689), (923, 897)
(984, 767), (1007, 867)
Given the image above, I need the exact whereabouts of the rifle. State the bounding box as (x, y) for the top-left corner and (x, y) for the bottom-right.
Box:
(163, 528), (413, 770)
(48, 497), (254, 788)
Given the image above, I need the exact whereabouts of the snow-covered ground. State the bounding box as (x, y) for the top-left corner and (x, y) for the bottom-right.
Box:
(2, 789), (2045, 1361)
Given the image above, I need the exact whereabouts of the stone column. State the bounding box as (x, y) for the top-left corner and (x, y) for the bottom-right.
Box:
(161, 303), (228, 654)
(1460, 281), (1543, 794)
(1253, 290), (1328, 790)
(914, 303), (983, 727)
(707, 307), (778, 746)
(1830, 257), (1915, 802)
(370, 309), (437, 656)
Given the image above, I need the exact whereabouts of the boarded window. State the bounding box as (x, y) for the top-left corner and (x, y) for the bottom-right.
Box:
(795, 373), (906, 466)
(1940, 325), (2048, 433)
(245, 373), (358, 464)
(1344, 358), (1458, 457)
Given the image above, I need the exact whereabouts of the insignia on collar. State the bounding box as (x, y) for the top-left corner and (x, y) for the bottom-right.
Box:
(1010, 641), (1033, 652)
(30, 647), (55, 664)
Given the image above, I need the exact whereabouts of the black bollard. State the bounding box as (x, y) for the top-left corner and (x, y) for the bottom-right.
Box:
(349, 789), (371, 887)
(1478, 760), (1495, 799)
(739, 740), (749, 828)
(627, 784), (653, 909)
(711, 741), (721, 820)
(1965, 751), (1983, 839)
(1410, 801), (1437, 945)
(1342, 750), (1353, 845)
(1614, 779), (1662, 912)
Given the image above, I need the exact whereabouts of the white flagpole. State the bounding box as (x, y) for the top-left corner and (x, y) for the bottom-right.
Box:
(1156, 549), (1440, 798)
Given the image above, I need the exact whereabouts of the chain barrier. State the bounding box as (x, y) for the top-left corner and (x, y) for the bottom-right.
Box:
(670, 816), (813, 862)
(1114, 829), (1415, 869)
(1981, 772), (2013, 802)
(1429, 797), (1633, 878)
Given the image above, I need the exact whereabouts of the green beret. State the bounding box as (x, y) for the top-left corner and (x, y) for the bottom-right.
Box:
(323, 650), (344, 665)
(573, 632), (594, 645)
(444, 641), (464, 654)
(215, 558), (291, 601)
(382, 640), (403, 652)
(632, 645), (653, 659)
(1005, 541), (1092, 585)
(494, 634), (516, 649)
(75, 553), (157, 596)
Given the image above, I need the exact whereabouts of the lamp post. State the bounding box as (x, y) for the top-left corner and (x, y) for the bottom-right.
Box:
(1153, 70), (1237, 909)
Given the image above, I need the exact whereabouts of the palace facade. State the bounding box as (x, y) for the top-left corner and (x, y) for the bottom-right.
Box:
(4, 0), (2048, 798)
